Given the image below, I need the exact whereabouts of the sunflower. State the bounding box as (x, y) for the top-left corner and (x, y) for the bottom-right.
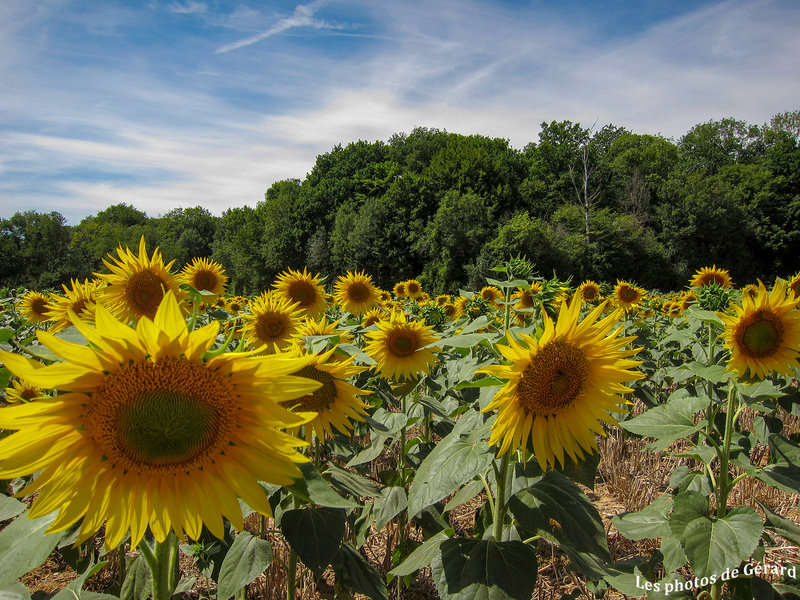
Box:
(364, 311), (441, 380)
(511, 287), (536, 310)
(226, 296), (246, 314)
(577, 281), (602, 304)
(362, 308), (387, 328)
(180, 257), (228, 302)
(17, 291), (52, 324)
(405, 280), (423, 300)
(442, 303), (461, 320)
(97, 236), (184, 322)
(690, 265), (733, 289)
(680, 291), (697, 312)
(718, 280), (800, 380)
(612, 280), (645, 312)
(243, 293), (304, 353)
(333, 271), (378, 316)
(282, 348), (370, 443)
(290, 316), (354, 359)
(273, 268), (327, 319)
(393, 282), (407, 299)
(478, 298), (643, 469)
(0, 292), (319, 548)
(480, 286), (503, 308)
(787, 273), (800, 300)
(741, 284), (759, 302)
(3, 378), (46, 403)
(377, 290), (393, 305)
(47, 279), (103, 333)
(435, 294), (451, 306)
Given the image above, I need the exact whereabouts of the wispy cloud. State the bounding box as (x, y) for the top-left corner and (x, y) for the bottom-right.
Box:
(167, 1), (206, 15)
(215, 0), (343, 54)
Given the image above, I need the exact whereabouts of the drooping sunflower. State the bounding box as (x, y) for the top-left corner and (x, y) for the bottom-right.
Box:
(333, 271), (378, 316)
(577, 281), (602, 304)
(243, 293), (305, 353)
(364, 311), (441, 380)
(180, 257), (228, 302)
(17, 291), (52, 324)
(0, 292), (319, 548)
(3, 378), (46, 403)
(478, 297), (644, 470)
(718, 280), (800, 380)
(97, 236), (184, 322)
(405, 280), (423, 300)
(511, 287), (535, 311)
(273, 268), (327, 319)
(612, 280), (645, 312)
(690, 265), (734, 289)
(47, 279), (104, 333)
(282, 348), (370, 443)
(679, 291), (698, 312)
(787, 273), (800, 300)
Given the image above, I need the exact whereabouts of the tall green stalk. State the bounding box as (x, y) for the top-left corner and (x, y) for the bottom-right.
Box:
(139, 532), (180, 600)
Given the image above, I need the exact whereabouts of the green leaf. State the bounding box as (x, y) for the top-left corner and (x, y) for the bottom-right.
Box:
(555, 450), (600, 490)
(0, 582), (31, 600)
(281, 508), (345, 579)
(485, 277), (531, 289)
(216, 531), (273, 600)
(286, 462), (358, 509)
(508, 471), (609, 578)
(364, 409), (408, 436)
(331, 543), (388, 600)
(685, 362), (731, 384)
(120, 553), (151, 600)
(23, 327), (87, 363)
(371, 487), (408, 532)
(434, 332), (494, 349)
(668, 491), (708, 539)
(444, 479), (484, 513)
(0, 511), (62, 587)
(454, 376), (506, 390)
(346, 435), (388, 467)
(680, 507), (763, 579)
(660, 532), (687, 574)
(757, 499), (800, 546)
(0, 329), (13, 343)
(685, 307), (725, 326)
(620, 395), (707, 451)
(431, 538), (538, 600)
(388, 530), (451, 577)
(612, 495), (673, 541)
(0, 495), (26, 522)
(407, 410), (493, 517)
(50, 561), (108, 600)
(325, 463), (380, 499)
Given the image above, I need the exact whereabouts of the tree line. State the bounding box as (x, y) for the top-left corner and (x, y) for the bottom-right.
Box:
(2, 112), (799, 295)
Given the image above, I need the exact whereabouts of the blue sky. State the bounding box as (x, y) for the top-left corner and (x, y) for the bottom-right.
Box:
(2, 0), (798, 224)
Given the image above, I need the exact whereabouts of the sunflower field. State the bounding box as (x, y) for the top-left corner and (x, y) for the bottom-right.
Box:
(0, 240), (799, 600)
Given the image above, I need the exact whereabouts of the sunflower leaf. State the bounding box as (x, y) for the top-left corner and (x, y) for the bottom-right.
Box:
(331, 543), (388, 600)
(281, 508), (345, 579)
(619, 395), (707, 452)
(216, 531), (273, 600)
(431, 538), (538, 600)
(0, 510), (62, 587)
(287, 462), (359, 509)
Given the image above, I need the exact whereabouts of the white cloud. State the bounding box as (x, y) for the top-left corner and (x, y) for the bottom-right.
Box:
(167, 1), (207, 15)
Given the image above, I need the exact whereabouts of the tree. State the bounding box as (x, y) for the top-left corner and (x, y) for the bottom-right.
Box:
(0, 211), (72, 289)
(155, 207), (217, 268)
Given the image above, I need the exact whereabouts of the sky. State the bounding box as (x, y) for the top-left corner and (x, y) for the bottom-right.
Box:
(2, 0), (799, 224)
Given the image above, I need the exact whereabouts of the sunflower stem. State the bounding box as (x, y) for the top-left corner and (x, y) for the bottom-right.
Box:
(491, 451), (511, 542)
(142, 532), (180, 600)
(709, 381), (738, 600)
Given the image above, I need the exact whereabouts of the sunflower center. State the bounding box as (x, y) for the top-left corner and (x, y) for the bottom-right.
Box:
(125, 269), (166, 319)
(516, 341), (589, 415)
(71, 299), (88, 317)
(582, 287), (598, 301)
(91, 357), (234, 470)
(20, 388), (40, 401)
(738, 311), (783, 357)
(32, 298), (49, 316)
(288, 281), (313, 306)
(618, 287), (637, 302)
(284, 366), (337, 412)
(193, 270), (218, 292)
(256, 312), (288, 340)
(347, 283), (370, 303)
(389, 330), (418, 357)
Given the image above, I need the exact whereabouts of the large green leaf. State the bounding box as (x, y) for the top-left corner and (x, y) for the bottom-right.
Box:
(325, 463), (381, 499)
(668, 491), (708, 538)
(680, 507), (763, 579)
(280, 508), (345, 579)
(286, 462), (358, 509)
(508, 471), (609, 578)
(389, 530), (451, 578)
(0, 582), (31, 600)
(120, 554), (151, 600)
(757, 499), (800, 546)
(431, 539), (537, 600)
(371, 486), (407, 532)
(407, 410), (492, 517)
(331, 543), (388, 600)
(0, 496), (26, 522)
(0, 511), (62, 587)
(620, 394), (707, 451)
(612, 495), (672, 541)
(216, 531), (273, 600)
